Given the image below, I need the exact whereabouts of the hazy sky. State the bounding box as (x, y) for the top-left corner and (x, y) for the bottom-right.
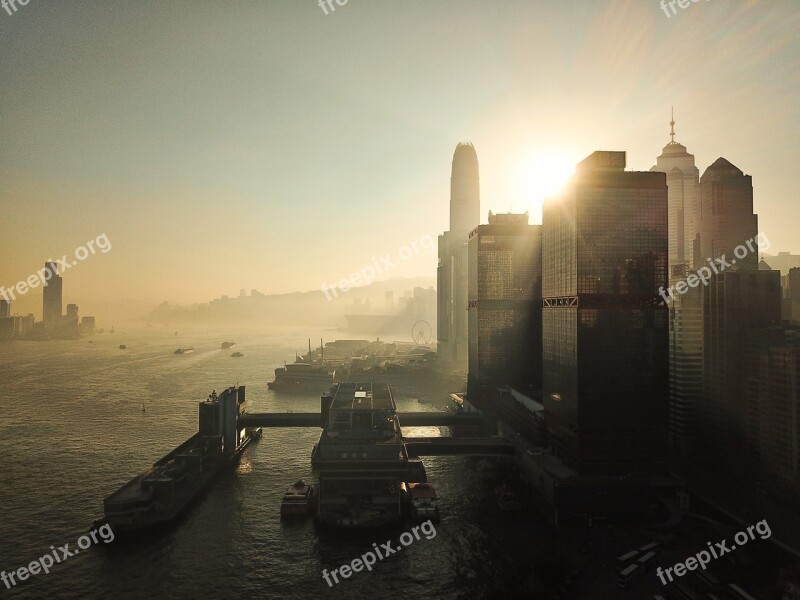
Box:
(1, 0), (797, 318)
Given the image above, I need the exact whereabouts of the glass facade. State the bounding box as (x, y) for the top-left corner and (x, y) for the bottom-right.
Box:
(542, 152), (669, 474)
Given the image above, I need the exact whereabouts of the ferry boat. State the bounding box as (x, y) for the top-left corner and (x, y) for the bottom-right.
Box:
(100, 387), (258, 534)
(174, 347), (195, 355)
(408, 482), (440, 522)
(268, 362), (334, 393)
(280, 480), (315, 517)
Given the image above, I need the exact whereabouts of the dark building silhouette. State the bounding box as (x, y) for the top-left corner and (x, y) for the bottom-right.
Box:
(438, 142), (480, 373)
(42, 261), (62, 331)
(467, 211), (542, 396)
(0, 299), (9, 319)
(542, 150), (669, 474)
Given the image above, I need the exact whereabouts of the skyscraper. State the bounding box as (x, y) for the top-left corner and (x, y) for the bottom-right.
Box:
(650, 113), (702, 456)
(467, 212), (542, 396)
(542, 150), (669, 474)
(695, 157), (782, 485)
(42, 261), (62, 331)
(0, 299), (9, 319)
(438, 143), (480, 373)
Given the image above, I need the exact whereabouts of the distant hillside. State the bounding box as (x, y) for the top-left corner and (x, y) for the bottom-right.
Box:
(146, 277), (436, 328)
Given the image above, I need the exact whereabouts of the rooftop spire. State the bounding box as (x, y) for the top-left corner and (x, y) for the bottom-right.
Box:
(669, 107), (676, 144)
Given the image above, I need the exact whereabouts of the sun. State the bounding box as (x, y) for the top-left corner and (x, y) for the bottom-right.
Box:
(513, 151), (575, 216)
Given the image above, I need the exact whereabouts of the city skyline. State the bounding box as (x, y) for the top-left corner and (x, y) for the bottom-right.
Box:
(1, 1), (798, 317)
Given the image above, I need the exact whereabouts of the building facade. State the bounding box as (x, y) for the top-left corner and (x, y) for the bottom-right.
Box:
(542, 150), (669, 474)
(438, 142), (480, 373)
(467, 212), (542, 396)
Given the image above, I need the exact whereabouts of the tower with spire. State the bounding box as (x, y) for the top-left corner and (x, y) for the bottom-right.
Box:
(651, 109), (702, 457)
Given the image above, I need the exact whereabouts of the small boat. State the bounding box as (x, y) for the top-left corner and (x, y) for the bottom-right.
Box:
(174, 347), (195, 355)
(408, 482), (440, 522)
(221, 341), (236, 349)
(231, 352), (244, 358)
(495, 483), (522, 512)
(280, 480), (314, 518)
(119, 345), (127, 350)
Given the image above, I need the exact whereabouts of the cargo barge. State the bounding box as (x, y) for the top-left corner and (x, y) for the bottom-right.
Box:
(100, 386), (260, 534)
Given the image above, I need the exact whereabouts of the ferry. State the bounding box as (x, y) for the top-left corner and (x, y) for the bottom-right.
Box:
(268, 362), (335, 393)
(280, 480), (315, 517)
(174, 347), (195, 355)
(408, 482), (440, 522)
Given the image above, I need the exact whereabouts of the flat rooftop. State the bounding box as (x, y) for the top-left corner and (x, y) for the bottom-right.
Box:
(330, 382), (395, 411)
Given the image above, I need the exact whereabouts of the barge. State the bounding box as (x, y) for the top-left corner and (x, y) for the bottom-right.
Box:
(100, 386), (259, 533)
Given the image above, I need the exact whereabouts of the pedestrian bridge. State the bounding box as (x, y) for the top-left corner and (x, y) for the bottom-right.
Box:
(238, 411), (486, 429)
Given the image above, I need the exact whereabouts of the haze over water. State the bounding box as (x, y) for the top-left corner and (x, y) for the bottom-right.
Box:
(0, 329), (548, 599)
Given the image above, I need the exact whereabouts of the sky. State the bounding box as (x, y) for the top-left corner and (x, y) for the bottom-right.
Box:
(0, 0), (798, 319)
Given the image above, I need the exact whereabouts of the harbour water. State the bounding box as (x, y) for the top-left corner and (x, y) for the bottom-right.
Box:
(0, 329), (549, 599)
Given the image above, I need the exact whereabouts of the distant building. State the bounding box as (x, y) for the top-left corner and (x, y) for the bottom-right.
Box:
(651, 114), (702, 456)
(66, 304), (79, 320)
(542, 150), (669, 474)
(438, 143), (480, 374)
(762, 251), (800, 275)
(782, 267), (800, 324)
(0, 299), (9, 319)
(467, 211), (542, 396)
(0, 317), (12, 340)
(81, 316), (96, 335)
(42, 261), (63, 331)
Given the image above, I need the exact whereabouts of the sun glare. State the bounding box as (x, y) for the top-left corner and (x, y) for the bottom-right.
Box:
(513, 152), (575, 215)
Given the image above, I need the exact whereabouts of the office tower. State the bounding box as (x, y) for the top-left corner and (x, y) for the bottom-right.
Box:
(81, 316), (96, 335)
(467, 212), (542, 396)
(42, 261), (63, 330)
(742, 326), (800, 497)
(651, 113), (702, 456)
(783, 268), (800, 323)
(696, 158), (759, 269)
(438, 143), (480, 373)
(66, 304), (79, 320)
(694, 156), (774, 482)
(0, 299), (9, 319)
(701, 270), (782, 485)
(542, 150), (669, 474)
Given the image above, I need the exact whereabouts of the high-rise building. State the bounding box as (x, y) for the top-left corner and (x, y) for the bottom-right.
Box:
(66, 304), (79, 320)
(467, 212), (542, 396)
(42, 261), (62, 330)
(742, 326), (800, 498)
(542, 150), (669, 474)
(0, 299), (9, 319)
(701, 270), (782, 485)
(651, 113), (702, 456)
(438, 142), (480, 373)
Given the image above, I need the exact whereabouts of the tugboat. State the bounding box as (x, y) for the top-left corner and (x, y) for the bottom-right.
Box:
(495, 483), (522, 512)
(408, 482), (440, 522)
(280, 480), (315, 518)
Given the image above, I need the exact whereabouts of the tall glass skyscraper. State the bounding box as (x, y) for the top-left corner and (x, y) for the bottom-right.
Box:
(42, 261), (63, 331)
(542, 151), (669, 474)
(438, 143), (480, 374)
(467, 212), (542, 396)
